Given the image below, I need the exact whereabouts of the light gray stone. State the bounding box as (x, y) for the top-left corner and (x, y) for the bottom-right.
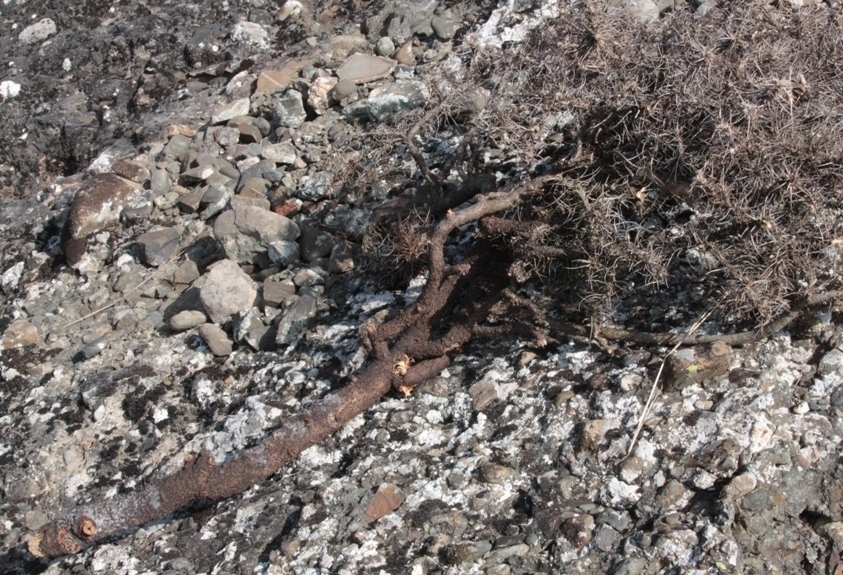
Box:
(214, 205), (299, 264)
(275, 294), (317, 346)
(199, 259), (257, 324)
(169, 310), (207, 331)
(211, 98), (251, 124)
(271, 90), (307, 128)
(18, 18), (57, 44)
(364, 80), (430, 122)
(297, 171), (333, 201)
(376, 36), (395, 57)
(336, 53), (396, 84)
(261, 142), (297, 164)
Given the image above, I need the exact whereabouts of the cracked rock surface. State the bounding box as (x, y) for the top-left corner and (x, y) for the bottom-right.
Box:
(2, 0), (843, 574)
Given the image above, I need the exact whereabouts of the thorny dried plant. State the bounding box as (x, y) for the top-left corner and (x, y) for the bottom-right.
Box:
(31, 1), (843, 559)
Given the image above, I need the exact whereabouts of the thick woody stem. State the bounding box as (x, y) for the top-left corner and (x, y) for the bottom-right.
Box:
(30, 358), (401, 558)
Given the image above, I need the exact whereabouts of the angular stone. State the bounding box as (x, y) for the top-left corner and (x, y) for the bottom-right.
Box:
(255, 61), (303, 94)
(268, 240), (300, 266)
(308, 77), (337, 115)
(2, 320), (38, 349)
(263, 278), (297, 307)
(180, 164), (216, 183)
(173, 260), (201, 285)
(271, 90), (307, 128)
(292, 268), (324, 287)
(150, 169), (171, 195)
(275, 294), (317, 346)
(66, 173), (141, 240)
(665, 341), (732, 390)
(239, 177), (271, 198)
(122, 189), (154, 222)
(199, 323), (233, 356)
(214, 205), (300, 264)
(235, 311), (273, 351)
(336, 54), (396, 84)
(238, 123), (263, 144)
(238, 159), (277, 188)
(137, 227), (180, 267)
(169, 310), (207, 331)
(431, 17), (459, 41)
(297, 171), (333, 201)
(200, 259), (258, 324)
(160, 134), (192, 161)
(211, 98), (251, 124)
(330, 78), (357, 102)
(178, 187), (206, 213)
(231, 195), (271, 211)
(365, 80), (430, 122)
(299, 222), (335, 262)
(19, 18), (57, 44)
(364, 484), (403, 521)
(112, 160), (150, 183)
(261, 142), (297, 164)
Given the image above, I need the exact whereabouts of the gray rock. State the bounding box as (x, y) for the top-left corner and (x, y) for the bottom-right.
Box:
(238, 177), (271, 199)
(297, 171), (333, 201)
(263, 278), (297, 307)
(235, 311), (273, 351)
(292, 268), (324, 287)
(173, 260), (201, 285)
(364, 80), (430, 121)
(275, 294), (317, 346)
(80, 337), (108, 359)
(625, 0), (661, 22)
(199, 185), (232, 220)
(214, 205), (299, 264)
(199, 259), (258, 324)
(330, 78), (358, 102)
(1, 262), (24, 294)
(151, 170), (171, 195)
(122, 189), (154, 221)
(261, 142), (297, 164)
(112, 160), (150, 183)
(199, 323), (233, 356)
(271, 90), (307, 128)
(18, 18), (57, 44)
(431, 17), (459, 40)
(169, 310), (207, 331)
(336, 53), (396, 84)
(268, 240), (301, 266)
(137, 227), (180, 267)
(299, 222), (335, 262)
(1, 320), (38, 349)
(160, 134), (192, 161)
(819, 348), (843, 375)
(376, 37), (395, 57)
(66, 173), (141, 240)
(180, 164), (216, 183)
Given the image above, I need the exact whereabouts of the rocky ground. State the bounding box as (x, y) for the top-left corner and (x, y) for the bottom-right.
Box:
(3, 0), (843, 574)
